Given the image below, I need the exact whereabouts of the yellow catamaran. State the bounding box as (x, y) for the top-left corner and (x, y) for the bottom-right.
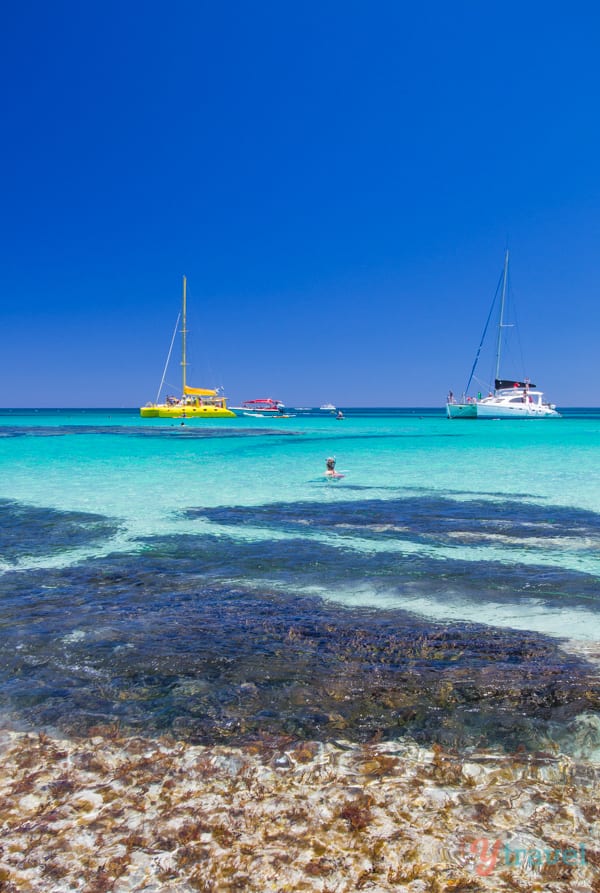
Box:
(140, 276), (236, 418)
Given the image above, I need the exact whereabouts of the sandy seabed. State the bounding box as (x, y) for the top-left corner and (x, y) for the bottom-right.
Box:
(0, 727), (599, 893)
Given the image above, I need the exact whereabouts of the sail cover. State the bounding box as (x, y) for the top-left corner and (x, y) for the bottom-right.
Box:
(495, 379), (536, 390)
(183, 385), (218, 396)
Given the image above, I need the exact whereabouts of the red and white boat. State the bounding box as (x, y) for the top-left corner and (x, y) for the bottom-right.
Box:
(232, 398), (293, 418)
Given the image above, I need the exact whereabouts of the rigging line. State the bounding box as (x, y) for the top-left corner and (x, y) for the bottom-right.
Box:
(464, 269), (504, 394)
(155, 312), (181, 403)
(471, 373), (490, 389)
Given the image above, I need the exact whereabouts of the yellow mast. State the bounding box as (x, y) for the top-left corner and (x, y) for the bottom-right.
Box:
(181, 275), (187, 393)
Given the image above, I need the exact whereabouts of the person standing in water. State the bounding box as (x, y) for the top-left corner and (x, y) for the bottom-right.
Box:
(325, 457), (337, 476)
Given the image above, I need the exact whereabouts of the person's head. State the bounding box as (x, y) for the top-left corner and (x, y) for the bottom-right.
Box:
(326, 457), (335, 469)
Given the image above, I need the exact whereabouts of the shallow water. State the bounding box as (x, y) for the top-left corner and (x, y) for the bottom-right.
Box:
(0, 407), (599, 753)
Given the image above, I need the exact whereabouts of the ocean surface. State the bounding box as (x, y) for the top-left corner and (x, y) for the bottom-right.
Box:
(1, 406), (599, 757)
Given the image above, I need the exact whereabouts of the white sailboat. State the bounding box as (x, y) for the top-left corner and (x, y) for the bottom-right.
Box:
(446, 251), (560, 420)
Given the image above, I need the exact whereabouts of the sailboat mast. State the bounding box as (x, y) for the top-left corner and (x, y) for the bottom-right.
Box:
(181, 275), (187, 392)
(494, 250), (509, 384)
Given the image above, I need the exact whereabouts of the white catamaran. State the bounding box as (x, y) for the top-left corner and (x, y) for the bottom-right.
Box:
(446, 251), (560, 420)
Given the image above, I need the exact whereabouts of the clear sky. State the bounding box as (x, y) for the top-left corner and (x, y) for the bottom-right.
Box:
(1, 0), (599, 408)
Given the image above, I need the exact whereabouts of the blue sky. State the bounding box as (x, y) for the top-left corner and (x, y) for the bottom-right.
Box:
(1, 0), (599, 407)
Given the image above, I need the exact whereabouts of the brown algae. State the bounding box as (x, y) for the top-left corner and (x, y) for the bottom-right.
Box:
(0, 728), (598, 891)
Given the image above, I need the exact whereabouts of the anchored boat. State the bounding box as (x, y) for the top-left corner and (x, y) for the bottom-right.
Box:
(446, 252), (560, 420)
(140, 277), (236, 419)
(230, 398), (291, 417)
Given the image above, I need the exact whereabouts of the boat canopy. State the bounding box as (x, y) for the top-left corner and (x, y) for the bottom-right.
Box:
(244, 398), (281, 405)
(183, 385), (218, 396)
(495, 378), (536, 390)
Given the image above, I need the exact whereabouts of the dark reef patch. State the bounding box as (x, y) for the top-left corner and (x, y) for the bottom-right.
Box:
(0, 533), (598, 751)
(0, 425), (301, 438)
(181, 497), (600, 611)
(134, 531), (600, 611)
(186, 495), (600, 547)
(0, 499), (119, 564)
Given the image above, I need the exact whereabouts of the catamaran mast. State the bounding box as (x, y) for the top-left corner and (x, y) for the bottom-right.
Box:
(494, 250), (509, 385)
(181, 275), (187, 392)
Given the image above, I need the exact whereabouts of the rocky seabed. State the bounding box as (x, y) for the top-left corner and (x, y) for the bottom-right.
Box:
(0, 727), (599, 892)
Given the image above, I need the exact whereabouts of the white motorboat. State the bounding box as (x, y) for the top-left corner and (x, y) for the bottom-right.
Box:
(230, 398), (295, 418)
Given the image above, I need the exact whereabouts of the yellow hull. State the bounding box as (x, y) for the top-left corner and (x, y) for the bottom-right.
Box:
(140, 404), (236, 418)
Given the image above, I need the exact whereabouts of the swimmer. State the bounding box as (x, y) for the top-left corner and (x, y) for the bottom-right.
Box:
(325, 457), (344, 478)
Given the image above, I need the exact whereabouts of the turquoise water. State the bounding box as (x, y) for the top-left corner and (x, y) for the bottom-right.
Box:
(1, 407), (599, 749)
